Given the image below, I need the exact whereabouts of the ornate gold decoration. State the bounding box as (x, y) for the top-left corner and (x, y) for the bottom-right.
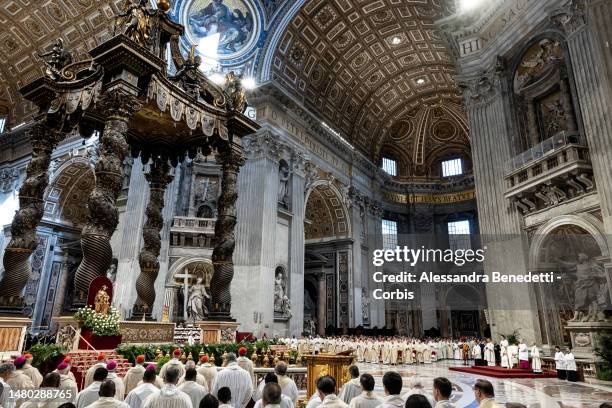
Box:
(94, 285), (110, 315)
(157, 0), (170, 12)
(223, 71), (247, 113)
(116, 0), (152, 47)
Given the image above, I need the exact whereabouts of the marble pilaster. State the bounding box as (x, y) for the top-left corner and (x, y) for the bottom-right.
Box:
(289, 154), (307, 335)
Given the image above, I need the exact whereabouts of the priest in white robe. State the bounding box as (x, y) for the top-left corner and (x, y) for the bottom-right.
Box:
(211, 352), (254, 408)
(105, 360), (125, 401)
(518, 340), (529, 369)
(554, 346), (566, 379)
(275, 362), (299, 406)
(198, 355), (217, 390)
(316, 376), (347, 408)
(84, 353), (107, 388)
(8, 357), (34, 407)
(530, 343), (542, 373)
(125, 367), (159, 408)
(160, 349), (186, 379)
(142, 366), (192, 408)
(77, 366), (108, 408)
(253, 373), (294, 408)
(178, 360), (207, 387)
(57, 361), (78, 404)
(348, 374), (382, 408)
(86, 380), (129, 408)
(237, 347), (256, 388)
(123, 355), (146, 397)
(338, 366), (361, 404)
(178, 367), (209, 408)
(484, 340), (495, 366)
(21, 354), (42, 387)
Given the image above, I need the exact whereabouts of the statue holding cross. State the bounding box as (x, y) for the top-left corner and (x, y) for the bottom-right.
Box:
(176, 267), (210, 323)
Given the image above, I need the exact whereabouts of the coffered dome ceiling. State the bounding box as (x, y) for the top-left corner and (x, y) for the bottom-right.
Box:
(267, 0), (469, 168)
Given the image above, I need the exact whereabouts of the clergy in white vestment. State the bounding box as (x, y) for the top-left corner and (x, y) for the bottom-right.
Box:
(338, 366), (361, 405)
(211, 353), (253, 408)
(198, 355), (218, 391)
(56, 362), (78, 404)
(218, 386), (234, 408)
(483, 340), (495, 367)
(160, 349), (186, 380)
(506, 345), (518, 369)
(554, 346), (566, 380)
(261, 382), (283, 408)
(84, 353), (107, 389)
(564, 348), (577, 382)
(85, 380), (130, 408)
(105, 360), (125, 401)
(237, 347), (256, 388)
(142, 365), (192, 408)
(378, 372), (404, 408)
(123, 355), (146, 397)
(76, 367), (109, 408)
(347, 374), (382, 408)
(54, 358), (77, 383)
(432, 377), (455, 408)
(8, 357), (34, 407)
(400, 377), (435, 407)
(178, 367), (209, 408)
(472, 344), (482, 360)
(21, 372), (65, 408)
(316, 376), (347, 408)
(125, 366), (160, 408)
(274, 362), (298, 406)
(499, 336), (509, 368)
(0, 363), (15, 408)
(21, 354), (42, 387)
(179, 361), (208, 387)
(253, 373), (294, 408)
(530, 344), (542, 373)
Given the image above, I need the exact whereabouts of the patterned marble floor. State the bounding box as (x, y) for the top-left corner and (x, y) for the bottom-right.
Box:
(356, 361), (612, 408)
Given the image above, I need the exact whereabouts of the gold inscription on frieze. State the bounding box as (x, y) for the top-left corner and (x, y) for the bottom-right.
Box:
(384, 189), (475, 204)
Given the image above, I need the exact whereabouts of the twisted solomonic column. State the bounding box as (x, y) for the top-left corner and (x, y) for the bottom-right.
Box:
(134, 157), (173, 316)
(73, 90), (141, 302)
(209, 141), (245, 319)
(0, 122), (63, 304)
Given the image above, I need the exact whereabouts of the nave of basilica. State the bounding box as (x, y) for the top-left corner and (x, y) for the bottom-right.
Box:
(0, 0), (612, 406)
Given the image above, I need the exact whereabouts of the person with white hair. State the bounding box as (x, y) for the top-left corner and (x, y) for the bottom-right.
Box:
(0, 363), (15, 408)
(178, 360), (208, 387)
(401, 377), (435, 407)
(211, 352), (253, 408)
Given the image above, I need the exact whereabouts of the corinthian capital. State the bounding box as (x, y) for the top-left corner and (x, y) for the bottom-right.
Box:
(459, 72), (500, 108)
(551, 0), (587, 36)
(242, 130), (284, 161)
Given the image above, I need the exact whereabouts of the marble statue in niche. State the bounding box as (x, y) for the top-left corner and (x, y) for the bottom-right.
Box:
(278, 161), (290, 208)
(560, 253), (609, 322)
(274, 267), (291, 319)
(187, 277), (210, 321)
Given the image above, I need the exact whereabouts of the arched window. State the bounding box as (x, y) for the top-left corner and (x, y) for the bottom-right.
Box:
(197, 204), (214, 218)
(382, 157), (397, 176)
(441, 157), (463, 177)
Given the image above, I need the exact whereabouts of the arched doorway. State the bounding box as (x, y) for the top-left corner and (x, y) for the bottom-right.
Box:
(529, 215), (610, 346)
(167, 258), (214, 323)
(444, 284), (484, 338)
(303, 182), (351, 334)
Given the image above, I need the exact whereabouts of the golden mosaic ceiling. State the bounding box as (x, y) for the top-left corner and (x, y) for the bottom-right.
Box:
(269, 0), (466, 161)
(0, 0), (122, 122)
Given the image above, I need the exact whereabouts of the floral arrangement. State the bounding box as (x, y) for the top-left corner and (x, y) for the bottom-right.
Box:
(74, 305), (121, 337)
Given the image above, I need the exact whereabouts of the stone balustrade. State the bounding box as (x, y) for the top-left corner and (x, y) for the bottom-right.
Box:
(504, 131), (595, 215)
(170, 216), (216, 248)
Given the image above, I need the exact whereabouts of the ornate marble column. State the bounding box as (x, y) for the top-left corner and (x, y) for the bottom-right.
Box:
(316, 272), (326, 336)
(134, 157), (173, 317)
(74, 90), (141, 302)
(553, 0), (612, 233)
(461, 72), (540, 343)
(209, 141), (245, 319)
(0, 121), (63, 304)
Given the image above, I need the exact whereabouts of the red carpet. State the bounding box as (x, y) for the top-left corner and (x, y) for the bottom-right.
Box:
(449, 365), (557, 379)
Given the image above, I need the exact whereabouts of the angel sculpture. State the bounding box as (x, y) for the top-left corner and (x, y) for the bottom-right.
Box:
(38, 38), (72, 80)
(116, 0), (151, 47)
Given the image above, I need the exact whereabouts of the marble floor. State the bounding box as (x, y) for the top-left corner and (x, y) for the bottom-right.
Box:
(356, 361), (612, 408)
